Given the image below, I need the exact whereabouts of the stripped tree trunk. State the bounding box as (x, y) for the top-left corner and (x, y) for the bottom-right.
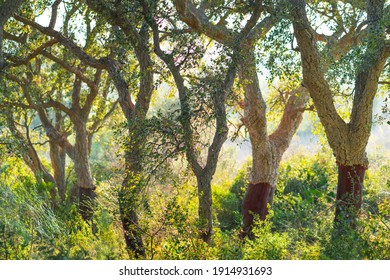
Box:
(242, 182), (272, 231)
(290, 0), (390, 226)
(335, 163), (366, 223)
(239, 47), (308, 236)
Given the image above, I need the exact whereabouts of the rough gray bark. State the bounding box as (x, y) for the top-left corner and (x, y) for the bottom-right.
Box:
(196, 174), (214, 242)
(74, 124), (96, 220)
(290, 0), (390, 223)
(50, 90), (67, 203)
(49, 141), (66, 202)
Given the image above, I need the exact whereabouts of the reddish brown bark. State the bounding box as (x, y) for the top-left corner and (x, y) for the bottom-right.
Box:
(335, 163), (366, 222)
(241, 182), (272, 237)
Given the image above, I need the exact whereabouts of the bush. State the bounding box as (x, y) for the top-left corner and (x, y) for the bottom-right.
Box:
(1, 150), (389, 260)
(243, 213), (290, 260)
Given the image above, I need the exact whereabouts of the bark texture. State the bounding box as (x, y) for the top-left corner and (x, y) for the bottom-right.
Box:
(5, 113), (56, 193)
(239, 46), (308, 236)
(196, 174), (214, 244)
(49, 140), (66, 202)
(335, 164), (366, 222)
(2, 79), (61, 207)
(242, 183), (272, 237)
(4, 39), (103, 219)
(74, 125), (96, 220)
(15, 4), (151, 255)
(119, 134), (147, 258)
(118, 191), (145, 258)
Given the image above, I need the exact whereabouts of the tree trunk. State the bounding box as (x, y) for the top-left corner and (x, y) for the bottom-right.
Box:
(5, 113), (60, 206)
(196, 174), (213, 244)
(49, 141), (66, 203)
(74, 125), (96, 221)
(242, 182), (272, 236)
(118, 187), (145, 258)
(334, 163), (366, 224)
(290, 0), (389, 229)
(238, 45), (308, 237)
(0, 0), (25, 68)
(240, 139), (281, 237)
(119, 134), (145, 258)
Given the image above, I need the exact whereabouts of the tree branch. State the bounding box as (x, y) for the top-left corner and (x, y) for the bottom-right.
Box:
(41, 50), (96, 89)
(173, 0), (234, 46)
(88, 100), (118, 136)
(350, 0), (389, 134)
(82, 68), (102, 116)
(14, 14), (106, 69)
(141, 0), (203, 175)
(85, 0), (153, 120)
(6, 39), (58, 67)
(49, 0), (62, 29)
(269, 86), (309, 152)
(290, 0), (346, 132)
(3, 30), (27, 43)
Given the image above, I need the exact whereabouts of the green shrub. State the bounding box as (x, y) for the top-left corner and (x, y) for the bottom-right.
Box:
(243, 213), (290, 260)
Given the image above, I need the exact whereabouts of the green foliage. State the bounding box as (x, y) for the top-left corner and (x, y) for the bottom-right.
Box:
(280, 156), (330, 198)
(159, 236), (218, 260)
(259, 18), (301, 83)
(243, 213), (291, 260)
(271, 153), (390, 260)
(38, 204), (127, 260)
(1, 150), (389, 260)
(213, 160), (248, 231)
(151, 194), (218, 260)
(0, 159), (127, 260)
(0, 160), (60, 259)
(214, 187), (242, 231)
